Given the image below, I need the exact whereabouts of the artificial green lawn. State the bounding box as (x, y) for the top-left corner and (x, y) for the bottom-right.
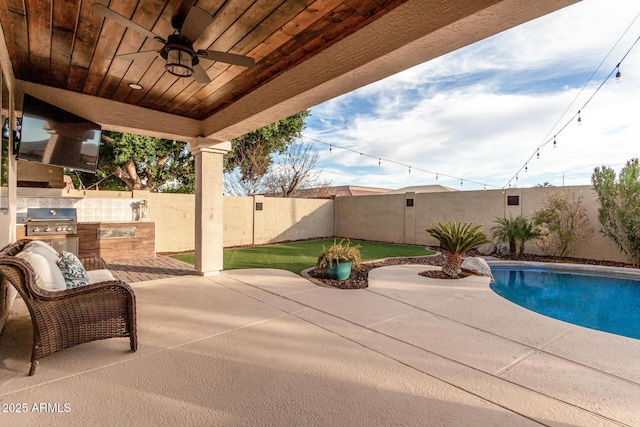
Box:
(172, 239), (435, 274)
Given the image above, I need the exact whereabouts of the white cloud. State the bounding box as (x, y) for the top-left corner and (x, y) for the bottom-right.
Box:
(306, 0), (640, 191)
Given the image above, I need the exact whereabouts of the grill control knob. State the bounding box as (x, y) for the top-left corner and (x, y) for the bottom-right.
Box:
(56, 227), (62, 232)
(67, 227), (73, 232)
(32, 228), (39, 233)
(44, 227), (51, 233)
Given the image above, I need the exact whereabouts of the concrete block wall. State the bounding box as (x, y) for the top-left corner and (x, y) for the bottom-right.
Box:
(0, 184), (629, 263)
(335, 185), (625, 263)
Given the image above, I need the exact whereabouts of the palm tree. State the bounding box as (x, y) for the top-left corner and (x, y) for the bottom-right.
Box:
(517, 217), (541, 258)
(491, 216), (520, 256)
(491, 215), (541, 259)
(426, 220), (489, 278)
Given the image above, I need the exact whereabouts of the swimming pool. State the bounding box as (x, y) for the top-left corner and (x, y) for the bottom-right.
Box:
(490, 264), (640, 340)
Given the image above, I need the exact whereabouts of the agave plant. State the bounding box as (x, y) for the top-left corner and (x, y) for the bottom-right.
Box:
(426, 220), (489, 278)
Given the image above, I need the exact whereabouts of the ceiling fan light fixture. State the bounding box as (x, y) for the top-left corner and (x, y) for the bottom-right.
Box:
(165, 47), (194, 77)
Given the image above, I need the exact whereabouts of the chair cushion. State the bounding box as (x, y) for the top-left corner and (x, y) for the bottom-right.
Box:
(57, 251), (89, 288)
(87, 269), (115, 284)
(16, 250), (67, 292)
(24, 240), (60, 264)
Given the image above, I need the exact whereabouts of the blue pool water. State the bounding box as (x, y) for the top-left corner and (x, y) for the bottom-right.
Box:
(490, 266), (640, 340)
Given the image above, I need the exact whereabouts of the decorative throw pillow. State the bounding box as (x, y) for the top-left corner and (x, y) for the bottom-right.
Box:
(16, 250), (67, 292)
(24, 240), (60, 264)
(57, 251), (89, 288)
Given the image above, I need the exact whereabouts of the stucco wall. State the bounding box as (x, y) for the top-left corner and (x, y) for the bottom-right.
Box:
(149, 192), (195, 253)
(223, 196), (254, 247)
(335, 193), (406, 243)
(335, 185), (625, 263)
(258, 196), (334, 244)
(0, 185), (629, 263)
(154, 194), (334, 250)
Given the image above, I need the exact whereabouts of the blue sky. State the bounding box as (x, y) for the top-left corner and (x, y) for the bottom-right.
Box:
(302, 0), (640, 191)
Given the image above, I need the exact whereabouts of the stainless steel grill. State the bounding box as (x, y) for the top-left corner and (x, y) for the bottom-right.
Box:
(26, 208), (78, 236)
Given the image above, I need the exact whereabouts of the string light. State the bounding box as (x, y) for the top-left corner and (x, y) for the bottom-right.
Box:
(525, 164), (528, 172)
(501, 27), (640, 190)
(303, 135), (497, 190)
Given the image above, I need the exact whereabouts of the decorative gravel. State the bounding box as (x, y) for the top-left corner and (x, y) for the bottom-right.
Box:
(307, 248), (634, 289)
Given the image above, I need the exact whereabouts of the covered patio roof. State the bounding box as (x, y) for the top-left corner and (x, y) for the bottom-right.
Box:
(1, 0), (579, 142)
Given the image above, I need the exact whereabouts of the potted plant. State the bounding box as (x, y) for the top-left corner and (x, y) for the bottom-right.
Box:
(317, 239), (362, 280)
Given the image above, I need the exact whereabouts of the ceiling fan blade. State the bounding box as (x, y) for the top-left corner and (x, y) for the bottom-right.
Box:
(197, 50), (255, 68)
(92, 3), (165, 43)
(172, 0), (197, 31)
(192, 64), (211, 84)
(179, 6), (213, 45)
(116, 50), (160, 61)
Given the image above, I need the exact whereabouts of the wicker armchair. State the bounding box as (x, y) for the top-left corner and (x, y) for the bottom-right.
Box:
(0, 239), (137, 375)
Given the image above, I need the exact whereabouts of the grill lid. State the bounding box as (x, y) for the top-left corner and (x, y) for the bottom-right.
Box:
(26, 208), (77, 222)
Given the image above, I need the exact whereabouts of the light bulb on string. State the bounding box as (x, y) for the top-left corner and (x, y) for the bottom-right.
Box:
(460, 179), (463, 186)
(516, 175), (519, 182)
(525, 164), (528, 172)
(615, 64), (622, 83)
(483, 185), (486, 191)
(378, 158), (381, 166)
(536, 150), (540, 159)
(408, 166), (411, 174)
(553, 135), (557, 148)
(577, 111), (582, 125)
(435, 173), (438, 181)
(329, 145), (332, 153)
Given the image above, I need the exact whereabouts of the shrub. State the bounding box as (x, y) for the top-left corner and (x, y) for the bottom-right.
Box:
(317, 239), (362, 269)
(491, 216), (540, 259)
(533, 190), (593, 258)
(426, 220), (489, 278)
(592, 158), (640, 267)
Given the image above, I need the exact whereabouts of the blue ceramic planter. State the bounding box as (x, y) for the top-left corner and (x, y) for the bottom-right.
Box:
(326, 261), (352, 280)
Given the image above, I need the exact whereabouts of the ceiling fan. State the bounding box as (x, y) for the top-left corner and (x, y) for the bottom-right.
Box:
(91, 3), (255, 84)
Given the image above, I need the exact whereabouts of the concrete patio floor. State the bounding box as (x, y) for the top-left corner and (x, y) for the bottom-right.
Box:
(1, 264), (639, 426)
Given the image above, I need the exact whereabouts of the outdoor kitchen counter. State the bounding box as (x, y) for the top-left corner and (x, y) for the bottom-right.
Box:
(16, 221), (155, 262)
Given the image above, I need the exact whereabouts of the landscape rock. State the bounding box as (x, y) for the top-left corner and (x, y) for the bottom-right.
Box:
(462, 257), (495, 282)
(477, 242), (496, 255)
(496, 244), (510, 256)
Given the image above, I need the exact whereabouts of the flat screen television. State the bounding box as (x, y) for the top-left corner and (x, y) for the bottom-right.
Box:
(17, 94), (101, 173)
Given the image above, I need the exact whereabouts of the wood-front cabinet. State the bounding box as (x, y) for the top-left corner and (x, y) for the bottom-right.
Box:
(17, 221), (155, 262)
(77, 222), (155, 261)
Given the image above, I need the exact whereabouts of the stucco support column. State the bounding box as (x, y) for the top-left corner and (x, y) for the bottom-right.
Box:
(189, 138), (231, 276)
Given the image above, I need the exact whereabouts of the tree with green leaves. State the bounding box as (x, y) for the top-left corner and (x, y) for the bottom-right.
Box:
(592, 158), (640, 267)
(224, 110), (310, 194)
(491, 215), (540, 259)
(533, 190), (592, 258)
(72, 131), (194, 193)
(426, 220), (489, 278)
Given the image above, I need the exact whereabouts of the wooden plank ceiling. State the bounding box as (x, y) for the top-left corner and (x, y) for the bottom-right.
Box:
(0, 0), (409, 121)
